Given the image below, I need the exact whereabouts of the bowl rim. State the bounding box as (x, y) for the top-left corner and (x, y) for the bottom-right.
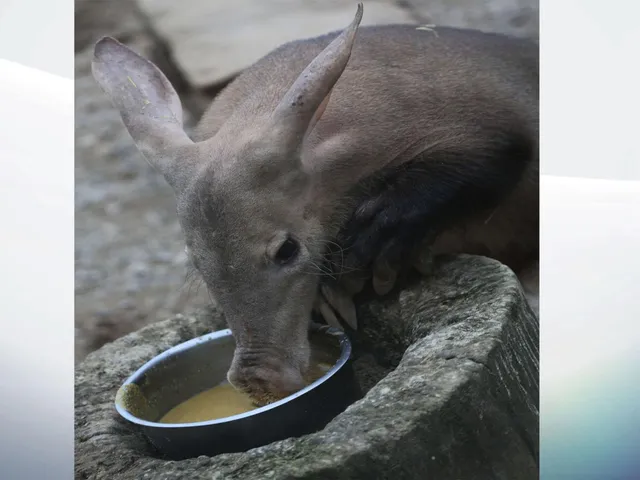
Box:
(114, 327), (352, 429)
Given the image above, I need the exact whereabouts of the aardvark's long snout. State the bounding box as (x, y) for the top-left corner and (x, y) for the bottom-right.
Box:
(227, 345), (310, 406)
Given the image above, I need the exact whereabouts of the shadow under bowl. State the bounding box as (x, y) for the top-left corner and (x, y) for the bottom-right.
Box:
(114, 326), (362, 460)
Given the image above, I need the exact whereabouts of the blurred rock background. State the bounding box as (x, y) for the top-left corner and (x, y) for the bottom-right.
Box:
(74, 0), (538, 362)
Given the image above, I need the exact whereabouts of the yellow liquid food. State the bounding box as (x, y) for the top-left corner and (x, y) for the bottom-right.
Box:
(305, 361), (332, 383)
(160, 383), (256, 424)
(159, 361), (334, 424)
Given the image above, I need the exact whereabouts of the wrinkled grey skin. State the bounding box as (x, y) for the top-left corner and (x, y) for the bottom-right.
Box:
(91, 4), (538, 403)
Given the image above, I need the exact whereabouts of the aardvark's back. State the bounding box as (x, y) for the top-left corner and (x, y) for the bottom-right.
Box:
(196, 24), (538, 180)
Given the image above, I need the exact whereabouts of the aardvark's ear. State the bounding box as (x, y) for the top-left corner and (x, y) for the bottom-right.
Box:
(269, 3), (363, 152)
(92, 37), (194, 187)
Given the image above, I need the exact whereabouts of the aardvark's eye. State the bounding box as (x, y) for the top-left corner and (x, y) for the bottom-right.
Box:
(274, 237), (299, 265)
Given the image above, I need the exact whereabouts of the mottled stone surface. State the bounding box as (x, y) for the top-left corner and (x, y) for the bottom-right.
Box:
(134, 0), (416, 88)
(76, 255), (539, 479)
(405, 0), (539, 40)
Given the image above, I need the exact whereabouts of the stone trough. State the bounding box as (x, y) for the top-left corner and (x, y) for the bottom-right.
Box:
(75, 255), (539, 479)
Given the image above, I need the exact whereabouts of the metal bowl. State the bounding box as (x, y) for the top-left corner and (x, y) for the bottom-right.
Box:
(114, 325), (362, 460)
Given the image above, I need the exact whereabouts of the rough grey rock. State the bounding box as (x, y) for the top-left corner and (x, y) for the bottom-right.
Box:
(134, 0), (416, 88)
(74, 38), (211, 363)
(76, 255), (539, 479)
(404, 0), (539, 40)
